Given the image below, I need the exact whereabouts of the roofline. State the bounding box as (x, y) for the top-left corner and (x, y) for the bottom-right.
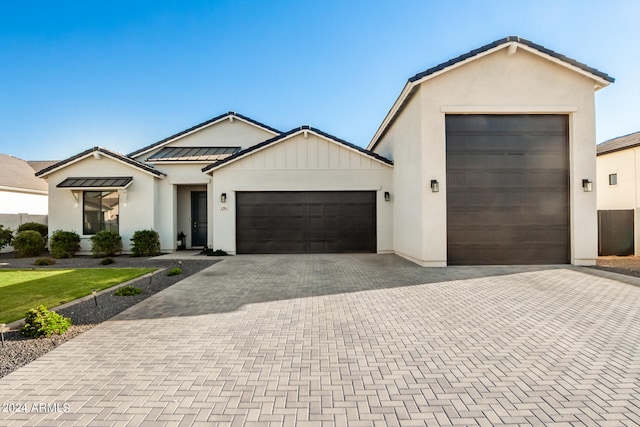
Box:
(35, 147), (166, 178)
(127, 111), (282, 158)
(0, 185), (48, 195)
(202, 126), (393, 173)
(367, 36), (615, 151)
(597, 142), (640, 156)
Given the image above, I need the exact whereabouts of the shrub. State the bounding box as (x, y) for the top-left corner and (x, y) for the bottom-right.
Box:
(130, 229), (161, 257)
(17, 222), (48, 239)
(20, 305), (72, 338)
(49, 230), (81, 259)
(114, 286), (142, 296)
(200, 246), (228, 256)
(100, 257), (115, 265)
(13, 230), (45, 257)
(0, 225), (13, 251)
(34, 257), (56, 266)
(167, 267), (182, 276)
(90, 231), (122, 257)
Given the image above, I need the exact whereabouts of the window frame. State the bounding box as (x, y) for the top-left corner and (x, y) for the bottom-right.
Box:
(82, 190), (120, 235)
(609, 173), (618, 186)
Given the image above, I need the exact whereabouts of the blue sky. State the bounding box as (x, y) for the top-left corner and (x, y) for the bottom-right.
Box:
(0, 0), (638, 160)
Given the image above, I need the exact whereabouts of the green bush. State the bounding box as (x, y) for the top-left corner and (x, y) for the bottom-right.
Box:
(100, 257), (115, 265)
(167, 267), (182, 276)
(0, 225), (13, 251)
(13, 230), (45, 257)
(114, 286), (142, 296)
(20, 305), (72, 338)
(49, 230), (81, 259)
(17, 222), (48, 239)
(90, 231), (122, 257)
(34, 257), (56, 266)
(130, 229), (161, 257)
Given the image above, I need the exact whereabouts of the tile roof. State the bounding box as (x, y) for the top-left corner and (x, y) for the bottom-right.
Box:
(0, 154), (48, 192)
(128, 112), (282, 158)
(597, 131), (640, 156)
(147, 146), (240, 162)
(35, 147), (165, 178)
(202, 126), (393, 173)
(57, 177), (133, 188)
(409, 36), (614, 84)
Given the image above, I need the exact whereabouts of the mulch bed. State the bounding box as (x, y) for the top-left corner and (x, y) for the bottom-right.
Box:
(0, 252), (219, 378)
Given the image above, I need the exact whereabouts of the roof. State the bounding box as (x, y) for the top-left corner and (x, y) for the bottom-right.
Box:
(57, 177), (133, 189)
(128, 111), (282, 158)
(202, 125), (393, 173)
(597, 131), (640, 156)
(27, 160), (59, 173)
(35, 147), (166, 178)
(0, 154), (48, 193)
(146, 146), (240, 162)
(369, 36), (615, 151)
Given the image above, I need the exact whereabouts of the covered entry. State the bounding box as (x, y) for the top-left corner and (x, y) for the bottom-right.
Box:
(236, 191), (376, 254)
(446, 114), (569, 265)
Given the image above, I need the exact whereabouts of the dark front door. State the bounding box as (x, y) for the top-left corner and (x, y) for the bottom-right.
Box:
(236, 191), (376, 254)
(191, 191), (207, 247)
(446, 114), (569, 265)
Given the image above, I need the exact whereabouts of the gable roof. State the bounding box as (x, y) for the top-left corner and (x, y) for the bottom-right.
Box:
(597, 131), (640, 156)
(202, 126), (393, 173)
(368, 36), (615, 151)
(35, 147), (165, 178)
(0, 154), (48, 193)
(128, 111), (282, 158)
(27, 160), (59, 173)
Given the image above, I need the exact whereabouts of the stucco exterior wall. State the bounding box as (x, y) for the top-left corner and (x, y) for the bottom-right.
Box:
(46, 157), (158, 253)
(209, 133), (393, 254)
(375, 46), (599, 266)
(0, 190), (48, 215)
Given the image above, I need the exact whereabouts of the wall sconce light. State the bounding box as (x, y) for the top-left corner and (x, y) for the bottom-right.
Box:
(221, 193), (227, 203)
(384, 192), (390, 202)
(582, 179), (593, 192)
(430, 180), (439, 193)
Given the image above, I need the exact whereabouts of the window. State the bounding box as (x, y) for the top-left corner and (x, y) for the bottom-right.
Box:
(609, 173), (618, 186)
(83, 191), (119, 235)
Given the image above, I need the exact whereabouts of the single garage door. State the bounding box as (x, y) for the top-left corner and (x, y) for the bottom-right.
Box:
(446, 114), (569, 265)
(236, 191), (376, 254)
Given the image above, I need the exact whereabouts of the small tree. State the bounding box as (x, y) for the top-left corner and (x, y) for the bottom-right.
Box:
(130, 229), (161, 256)
(49, 230), (81, 258)
(13, 230), (45, 257)
(90, 230), (122, 257)
(0, 225), (13, 251)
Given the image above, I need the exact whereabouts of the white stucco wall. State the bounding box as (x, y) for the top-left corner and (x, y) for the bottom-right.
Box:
(0, 189), (48, 215)
(208, 132), (393, 254)
(374, 46), (600, 266)
(46, 156), (159, 253)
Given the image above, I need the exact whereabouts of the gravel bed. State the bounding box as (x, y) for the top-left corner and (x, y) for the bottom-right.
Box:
(0, 254), (218, 378)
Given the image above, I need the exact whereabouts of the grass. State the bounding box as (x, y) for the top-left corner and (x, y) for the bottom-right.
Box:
(0, 268), (155, 323)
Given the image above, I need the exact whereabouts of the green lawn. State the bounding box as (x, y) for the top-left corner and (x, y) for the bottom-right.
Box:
(0, 268), (155, 323)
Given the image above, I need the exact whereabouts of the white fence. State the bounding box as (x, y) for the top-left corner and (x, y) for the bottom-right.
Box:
(0, 214), (48, 253)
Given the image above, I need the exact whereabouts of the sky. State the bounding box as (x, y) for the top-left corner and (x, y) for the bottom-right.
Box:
(0, 0), (638, 161)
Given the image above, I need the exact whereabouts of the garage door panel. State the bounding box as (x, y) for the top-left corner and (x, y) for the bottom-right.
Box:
(446, 114), (569, 265)
(236, 191), (376, 254)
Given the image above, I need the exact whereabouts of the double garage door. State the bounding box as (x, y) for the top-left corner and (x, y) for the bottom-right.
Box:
(236, 191), (376, 254)
(446, 115), (569, 265)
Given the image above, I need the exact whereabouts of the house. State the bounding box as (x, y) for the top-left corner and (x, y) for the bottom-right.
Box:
(36, 36), (613, 265)
(596, 131), (640, 256)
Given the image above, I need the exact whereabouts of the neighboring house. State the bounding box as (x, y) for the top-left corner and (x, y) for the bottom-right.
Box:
(37, 36), (613, 266)
(596, 131), (640, 256)
(0, 154), (52, 215)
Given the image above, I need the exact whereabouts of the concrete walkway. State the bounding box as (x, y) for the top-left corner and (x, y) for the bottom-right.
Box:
(1, 254), (639, 426)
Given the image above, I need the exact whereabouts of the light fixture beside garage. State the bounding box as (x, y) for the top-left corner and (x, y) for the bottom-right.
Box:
(430, 180), (439, 193)
(221, 193), (227, 203)
(582, 179), (593, 192)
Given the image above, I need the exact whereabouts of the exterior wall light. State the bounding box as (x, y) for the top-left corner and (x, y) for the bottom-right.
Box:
(384, 192), (390, 202)
(430, 180), (439, 193)
(582, 179), (593, 192)
(221, 193), (227, 203)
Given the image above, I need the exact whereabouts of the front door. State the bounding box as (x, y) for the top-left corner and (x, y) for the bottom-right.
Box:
(191, 191), (207, 247)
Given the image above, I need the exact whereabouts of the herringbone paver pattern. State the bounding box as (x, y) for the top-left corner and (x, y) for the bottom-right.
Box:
(1, 254), (639, 426)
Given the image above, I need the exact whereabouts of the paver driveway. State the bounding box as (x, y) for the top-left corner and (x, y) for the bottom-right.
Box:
(1, 254), (639, 426)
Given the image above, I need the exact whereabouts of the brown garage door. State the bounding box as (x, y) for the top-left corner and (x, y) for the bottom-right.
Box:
(446, 115), (569, 265)
(236, 191), (376, 254)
